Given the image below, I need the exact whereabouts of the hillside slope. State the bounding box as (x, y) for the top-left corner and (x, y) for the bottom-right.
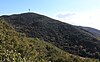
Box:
(1, 13), (100, 59)
(0, 18), (100, 62)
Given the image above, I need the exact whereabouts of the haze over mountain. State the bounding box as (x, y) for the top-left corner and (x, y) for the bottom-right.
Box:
(1, 12), (100, 60)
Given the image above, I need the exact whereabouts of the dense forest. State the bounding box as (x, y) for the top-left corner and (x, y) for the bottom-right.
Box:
(1, 13), (100, 60)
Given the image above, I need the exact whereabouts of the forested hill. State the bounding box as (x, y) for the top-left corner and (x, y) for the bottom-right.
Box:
(1, 18), (100, 62)
(1, 13), (100, 60)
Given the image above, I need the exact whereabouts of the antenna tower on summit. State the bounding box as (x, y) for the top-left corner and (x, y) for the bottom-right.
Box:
(29, 9), (30, 12)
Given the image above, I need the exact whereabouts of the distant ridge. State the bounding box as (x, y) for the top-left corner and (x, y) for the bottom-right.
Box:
(78, 26), (100, 37)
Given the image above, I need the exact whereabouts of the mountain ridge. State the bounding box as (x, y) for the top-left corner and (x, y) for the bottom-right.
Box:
(1, 18), (100, 62)
(78, 26), (100, 40)
(1, 12), (100, 60)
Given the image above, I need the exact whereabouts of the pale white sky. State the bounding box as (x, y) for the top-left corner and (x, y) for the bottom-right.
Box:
(53, 9), (100, 30)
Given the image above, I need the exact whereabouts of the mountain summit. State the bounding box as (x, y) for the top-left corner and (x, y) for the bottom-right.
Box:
(1, 12), (100, 59)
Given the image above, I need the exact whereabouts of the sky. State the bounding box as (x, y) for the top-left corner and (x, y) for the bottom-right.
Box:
(0, 0), (100, 30)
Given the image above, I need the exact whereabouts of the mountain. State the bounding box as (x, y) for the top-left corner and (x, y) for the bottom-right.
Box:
(1, 12), (100, 60)
(78, 26), (100, 40)
(0, 18), (99, 62)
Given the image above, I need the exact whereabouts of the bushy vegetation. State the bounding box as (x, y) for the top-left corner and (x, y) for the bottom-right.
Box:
(2, 13), (100, 59)
(0, 19), (100, 62)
